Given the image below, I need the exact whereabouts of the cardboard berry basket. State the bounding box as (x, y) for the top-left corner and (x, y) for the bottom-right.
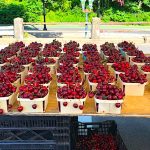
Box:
(57, 95), (86, 114)
(7, 55), (16, 61)
(24, 81), (51, 90)
(56, 71), (62, 76)
(17, 93), (49, 113)
(118, 77), (147, 96)
(140, 70), (150, 83)
(114, 70), (125, 81)
(57, 81), (83, 87)
(125, 53), (136, 62)
(100, 50), (105, 59)
(16, 50), (21, 56)
(0, 62), (9, 70)
(106, 63), (114, 73)
(88, 80), (115, 91)
(12, 78), (21, 92)
(23, 63), (33, 72)
(100, 50), (109, 60)
(59, 63), (78, 68)
(46, 63), (56, 74)
(47, 57), (59, 64)
(42, 82), (51, 90)
(32, 56), (38, 60)
(94, 97), (123, 114)
(130, 60), (145, 70)
(103, 53), (109, 60)
(83, 72), (90, 80)
(18, 69), (26, 84)
(0, 93), (16, 113)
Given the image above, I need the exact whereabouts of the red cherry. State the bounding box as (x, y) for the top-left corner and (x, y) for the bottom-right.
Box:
(79, 105), (84, 110)
(0, 109), (3, 114)
(73, 103), (78, 108)
(115, 103), (121, 108)
(88, 91), (95, 98)
(63, 102), (68, 107)
(30, 96), (34, 100)
(32, 104), (37, 109)
(17, 106), (23, 112)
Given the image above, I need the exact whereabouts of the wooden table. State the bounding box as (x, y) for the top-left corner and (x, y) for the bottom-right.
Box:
(10, 72), (150, 117)
(9, 55), (150, 117)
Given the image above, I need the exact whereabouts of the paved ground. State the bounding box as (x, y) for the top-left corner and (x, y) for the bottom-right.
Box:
(1, 25), (150, 38)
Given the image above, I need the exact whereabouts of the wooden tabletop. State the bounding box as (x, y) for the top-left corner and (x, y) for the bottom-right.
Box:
(9, 72), (150, 118)
(8, 56), (150, 117)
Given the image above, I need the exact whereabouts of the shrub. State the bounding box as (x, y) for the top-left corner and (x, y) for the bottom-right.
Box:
(0, 2), (27, 24)
(102, 8), (150, 22)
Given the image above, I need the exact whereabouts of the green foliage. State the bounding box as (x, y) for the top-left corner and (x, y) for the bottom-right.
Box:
(46, 6), (96, 22)
(0, 0), (150, 23)
(0, 2), (27, 24)
(22, 0), (43, 22)
(102, 8), (150, 22)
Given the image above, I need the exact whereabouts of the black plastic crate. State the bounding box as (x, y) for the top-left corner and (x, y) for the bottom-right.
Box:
(0, 129), (56, 150)
(72, 120), (127, 150)
(0, 116), (78, 150)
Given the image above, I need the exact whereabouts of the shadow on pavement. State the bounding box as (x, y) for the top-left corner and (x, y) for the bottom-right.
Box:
(27, 31), (63, 38)
(24, 25), (63, 38)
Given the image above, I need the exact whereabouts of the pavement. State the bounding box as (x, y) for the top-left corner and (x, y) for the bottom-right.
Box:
(1, 24), (150, 38)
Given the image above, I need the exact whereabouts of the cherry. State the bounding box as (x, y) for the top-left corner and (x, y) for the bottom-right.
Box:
(115, 103), (121, 108)
(73, 103), (78, 108)
(0, 109), (4, 114)
(17, 106), (23, 112)
(79, 105), (84, 110)
(32, 104), (37, 109)
(63, 102), (68, 107)
(88, 91), (95, 98)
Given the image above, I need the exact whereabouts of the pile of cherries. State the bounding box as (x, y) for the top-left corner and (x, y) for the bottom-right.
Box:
(2, 64), (25, 73)
(36, 57), (56, 65)
(57, 85), (87, 99)
(0, 56), (7, 64)
(107, 53), (125, 63)
(19, 83), (48, 100)
(76, 134), (117, 150)
(118, 41), (136, 52)
(127, 49), (140, 56)
(141, 64), (150, 72)
(100, 42), (115, 51)
(29, 65), (50, 74)
(57, 64), (78, 75)
(112, 62), (130, 72)
(88, 70), (115, 84)
(63, 41), (80, 52)
(119, 65), (147, 84)
(20, 48), (39, 58)
(0, 72), (20, 83)
(59, 55), (79, 64)
(95, 83), (125, 100)
(82, 44), (97, 52)
(57, 72), (82, 85)
(25, 73), (52, 85)
(0, 82), (16, 97)
(10, 56), (33, 65)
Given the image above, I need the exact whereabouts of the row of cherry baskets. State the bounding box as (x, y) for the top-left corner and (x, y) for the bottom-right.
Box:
(0, 40), (149, 115)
